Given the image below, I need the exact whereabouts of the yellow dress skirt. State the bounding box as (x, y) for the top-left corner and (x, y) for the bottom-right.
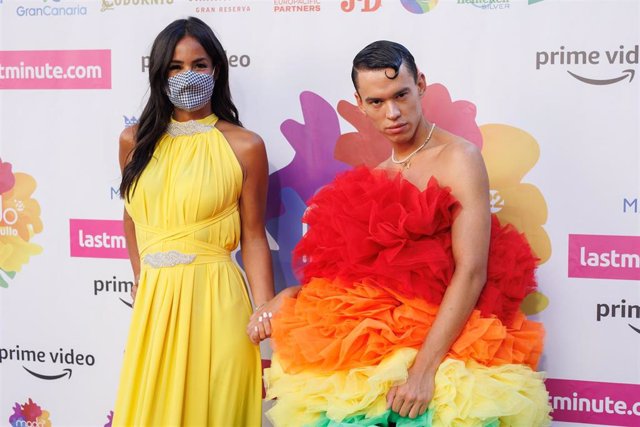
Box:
(113, 114), (261, 426)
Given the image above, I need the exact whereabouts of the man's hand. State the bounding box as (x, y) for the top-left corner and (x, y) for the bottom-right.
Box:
(386, 364), (435, 418)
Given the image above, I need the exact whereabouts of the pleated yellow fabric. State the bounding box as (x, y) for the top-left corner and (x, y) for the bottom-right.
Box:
(265, 349), (551, 427)
(113, 114), (261, 427)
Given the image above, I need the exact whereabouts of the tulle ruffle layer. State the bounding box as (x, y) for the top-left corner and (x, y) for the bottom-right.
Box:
(265, 348), (551, 427)
(271, 278), (544, 374)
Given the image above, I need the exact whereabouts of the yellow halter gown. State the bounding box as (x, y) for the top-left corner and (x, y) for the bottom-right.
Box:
(113, 114), (261, 426)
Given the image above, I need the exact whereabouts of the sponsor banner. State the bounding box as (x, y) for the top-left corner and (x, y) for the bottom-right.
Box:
(100, 0), (174, 12)
(140, 53), (249, 72)
(0, 50), (111, 90)
(596, 299), (640, 334)
(568, 234), (640, 281)
(340, 0), (378, 12)
(15, 0), (89, 18)
(69, 219), (127, 259)
(0, 344), (96, 381)
(191, 0), (252, 14)
(273, 0), (320, 13)
(93, 273), (134, 307)
(456, 0), (510, 11)
(547, 378), (640, 426)
(535, 44), (638, 86)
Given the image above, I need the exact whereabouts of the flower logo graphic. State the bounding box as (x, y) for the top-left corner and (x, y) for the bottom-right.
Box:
(9, 398), (51, 427)
(238, 92), (349, 292)
(480, 124), (551, 314)
(0, 158), (43, 288)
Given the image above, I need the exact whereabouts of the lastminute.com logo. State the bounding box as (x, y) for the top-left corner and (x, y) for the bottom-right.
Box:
(536, 44), (638, 85)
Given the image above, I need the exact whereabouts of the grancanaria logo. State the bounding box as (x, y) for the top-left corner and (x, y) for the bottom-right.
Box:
(0, 158), (43, 288)
(9, 398), (51, 427)
(246, 81), (551, 313)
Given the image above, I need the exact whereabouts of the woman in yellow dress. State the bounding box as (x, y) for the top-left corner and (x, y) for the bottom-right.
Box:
(112, 17), (274, 426)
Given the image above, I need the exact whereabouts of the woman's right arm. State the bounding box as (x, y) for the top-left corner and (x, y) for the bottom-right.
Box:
(119, 126), (141, 303)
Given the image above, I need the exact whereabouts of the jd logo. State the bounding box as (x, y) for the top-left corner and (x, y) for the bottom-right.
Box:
(341, 0), (380, 12)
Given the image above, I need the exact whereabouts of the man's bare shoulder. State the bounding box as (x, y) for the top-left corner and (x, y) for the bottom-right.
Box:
(436, 130), (482, 166)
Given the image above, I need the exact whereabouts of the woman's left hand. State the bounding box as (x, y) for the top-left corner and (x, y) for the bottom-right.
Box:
(246, 286), (300, 344)
(386, 364), (435, 419)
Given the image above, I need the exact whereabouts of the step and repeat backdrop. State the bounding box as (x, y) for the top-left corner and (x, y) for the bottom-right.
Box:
(1, 0), (639, 426)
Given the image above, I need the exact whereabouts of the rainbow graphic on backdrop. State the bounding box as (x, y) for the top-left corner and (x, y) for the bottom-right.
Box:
(400, 0), (438, 14)
(0, 158), (43, 288)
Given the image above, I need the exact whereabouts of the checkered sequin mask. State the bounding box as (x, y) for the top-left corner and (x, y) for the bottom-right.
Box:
(166, 70), (215, 112)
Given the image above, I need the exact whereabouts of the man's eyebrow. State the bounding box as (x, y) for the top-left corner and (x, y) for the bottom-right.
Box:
(364, 87), (410, 103)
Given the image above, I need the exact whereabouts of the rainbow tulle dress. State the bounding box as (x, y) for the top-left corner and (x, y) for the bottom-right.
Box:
(265, 167), (551, 427)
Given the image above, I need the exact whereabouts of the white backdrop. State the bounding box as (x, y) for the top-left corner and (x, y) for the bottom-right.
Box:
(1, 0), (639, 426)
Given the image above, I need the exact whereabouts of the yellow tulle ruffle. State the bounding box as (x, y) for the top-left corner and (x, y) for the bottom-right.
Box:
(265, 348), (551, 427)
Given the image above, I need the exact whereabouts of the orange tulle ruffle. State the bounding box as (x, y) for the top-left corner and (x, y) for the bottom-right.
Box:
(271, 278), (544, 374)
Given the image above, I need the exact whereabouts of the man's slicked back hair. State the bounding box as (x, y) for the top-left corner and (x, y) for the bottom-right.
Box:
(351, 40), (418, 91)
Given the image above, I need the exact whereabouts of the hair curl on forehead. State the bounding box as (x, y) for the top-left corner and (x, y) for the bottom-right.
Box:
(351, 40), (418, 91)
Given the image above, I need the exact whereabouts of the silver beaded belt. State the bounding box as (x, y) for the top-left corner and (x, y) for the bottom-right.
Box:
(142, 250), (196, 268)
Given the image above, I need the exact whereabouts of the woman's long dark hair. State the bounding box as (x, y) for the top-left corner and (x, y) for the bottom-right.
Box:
(120, 16), (241, 201)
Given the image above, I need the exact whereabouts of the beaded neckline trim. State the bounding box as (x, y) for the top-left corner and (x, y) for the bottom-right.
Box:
(167, 120), (215, 137)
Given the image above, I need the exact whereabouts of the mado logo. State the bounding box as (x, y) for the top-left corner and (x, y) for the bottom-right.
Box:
(0, 158), (42, 288)
(0, 50), (111, 90)
(547, 378), (640, 425)
(569, 234), (639, 280)
(9, 398), (51, 427)
(69, 219), (127, 259)
(401, 0), (438, 14)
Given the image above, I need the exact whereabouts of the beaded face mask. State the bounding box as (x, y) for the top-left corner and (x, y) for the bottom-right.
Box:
(166, 70), (215, 112)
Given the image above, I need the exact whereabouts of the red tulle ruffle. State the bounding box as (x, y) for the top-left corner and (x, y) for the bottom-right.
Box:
(294, 167), (537, 324)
